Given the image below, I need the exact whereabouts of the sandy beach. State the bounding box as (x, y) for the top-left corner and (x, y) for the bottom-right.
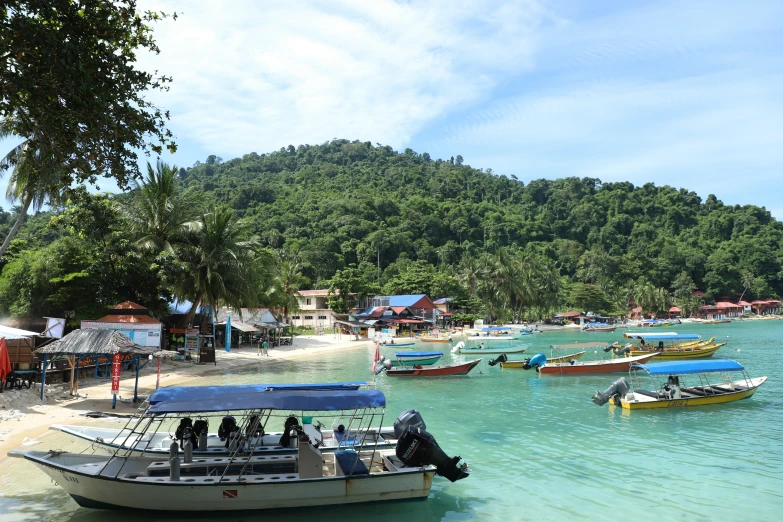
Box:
(0, 334), (373, 464)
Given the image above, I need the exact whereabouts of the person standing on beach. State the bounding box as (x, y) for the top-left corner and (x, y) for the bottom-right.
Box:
(263, 339), (270, 356)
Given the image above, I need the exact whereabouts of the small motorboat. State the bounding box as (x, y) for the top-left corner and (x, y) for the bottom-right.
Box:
(386, 351), (443, 367)
(592, 360), (767, 410)
(10, 388), (470, 511)
(383, 359), (481, 377)
(420, 337), (452, 343)
(621, 333), (725, 359)
(500, 351), (584, 368)
(384, 342), (415, 347)
(452, 341), (526, 355)
(523, 353), (657, 375)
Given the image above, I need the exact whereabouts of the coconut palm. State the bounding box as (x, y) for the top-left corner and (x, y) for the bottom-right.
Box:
(267, 254), (310, 323)
(118, 160), (201, 253)
(175, 206), (259, 327)
(0, 121), (65, 258)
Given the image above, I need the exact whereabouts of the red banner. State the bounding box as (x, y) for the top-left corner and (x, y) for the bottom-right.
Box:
(111, 353), (122, 395)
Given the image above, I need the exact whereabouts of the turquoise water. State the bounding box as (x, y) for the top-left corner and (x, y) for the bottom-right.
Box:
(2, 321), (782, 521)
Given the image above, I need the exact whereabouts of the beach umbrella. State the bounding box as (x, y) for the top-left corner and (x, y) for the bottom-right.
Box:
(225, 315), (232, 352)
(0, 338), (11, 386)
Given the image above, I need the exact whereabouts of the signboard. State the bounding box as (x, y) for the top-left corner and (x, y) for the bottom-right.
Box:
(81, 321), (162, 348)
(185, 328), (200, 355)
(42, 317), (65, 338)
(111, 354), (122, 395)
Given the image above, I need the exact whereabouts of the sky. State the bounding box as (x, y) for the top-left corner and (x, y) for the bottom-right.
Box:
(2, 0), (782, 217)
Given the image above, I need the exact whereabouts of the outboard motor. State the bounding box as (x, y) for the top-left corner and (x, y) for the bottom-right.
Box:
(395, 426), (469, 482)
(374, 359), (392, 375)
(393, 409), (426, 439)
(522, 353), (547, 371)
(592, 377), (631, 406)
(488, 354), (508, 366)
(218, 416), (237, 441)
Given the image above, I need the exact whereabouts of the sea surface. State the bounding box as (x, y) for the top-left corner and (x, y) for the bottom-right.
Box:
(2, 320), (782, 521)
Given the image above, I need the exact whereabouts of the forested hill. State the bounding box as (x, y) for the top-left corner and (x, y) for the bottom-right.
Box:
(179, 139), (783, 300)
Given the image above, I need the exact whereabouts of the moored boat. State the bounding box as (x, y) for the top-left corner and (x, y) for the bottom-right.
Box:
(620, 333), (725, 359)
(452, 341), (527, 355)
(9, 388), (470, 511)
(500, 351), (584, 368)
(420, 337), (452, 343)
(592, 360), (767, 410)
(386, 351), (443, 367)
(702, 319), (731, 324)
(383, 359), (481, 377)
(582, 322), (617, 333)
(527, 352), (657, 375)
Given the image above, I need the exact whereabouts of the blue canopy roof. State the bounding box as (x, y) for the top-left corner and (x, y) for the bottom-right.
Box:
(395, 351), (443, 357)
(388, 294), (428, 307)
(624, 333), (700, 341)
(149, 382), (367, 405)
(636, 360), (745, 376)
(482, 327), (509, 332)
(148, 389), (386, 414)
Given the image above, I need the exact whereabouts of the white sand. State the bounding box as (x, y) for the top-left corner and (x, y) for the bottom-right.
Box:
(0, 334), (372, 463)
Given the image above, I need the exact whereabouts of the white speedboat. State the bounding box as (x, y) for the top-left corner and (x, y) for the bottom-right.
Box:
(10, 388), (469, 511)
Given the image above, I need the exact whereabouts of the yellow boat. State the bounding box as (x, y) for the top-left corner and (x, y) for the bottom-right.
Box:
(500, 351), (585, 368)
(629, 343), (725, 360)
(592, 360), (767, 410)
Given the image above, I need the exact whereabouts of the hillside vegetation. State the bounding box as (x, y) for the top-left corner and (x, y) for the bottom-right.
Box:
(1, 139), (781, 324)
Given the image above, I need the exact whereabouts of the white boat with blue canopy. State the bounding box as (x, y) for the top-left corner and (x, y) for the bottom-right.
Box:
(465, 327), (520, 341)
(10, 386), (470, 511)
(592, 359), (767, 410)
(50, 382), (401, 457)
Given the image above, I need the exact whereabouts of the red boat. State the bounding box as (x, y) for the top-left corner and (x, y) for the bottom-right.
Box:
(538, 353), (656, 375)
(385, 359), (481, 377)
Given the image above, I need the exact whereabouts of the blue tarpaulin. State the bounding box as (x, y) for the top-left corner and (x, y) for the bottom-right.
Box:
(149, 382), (367, 405)
(637, 360), (745, 375)
(148, 389), (386, 414)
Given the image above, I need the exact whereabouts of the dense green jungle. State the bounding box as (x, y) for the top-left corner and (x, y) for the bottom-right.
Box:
(1, 139), (781, 326)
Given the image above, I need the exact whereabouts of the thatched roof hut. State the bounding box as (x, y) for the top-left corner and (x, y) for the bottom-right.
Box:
(34, 329), (157, 356)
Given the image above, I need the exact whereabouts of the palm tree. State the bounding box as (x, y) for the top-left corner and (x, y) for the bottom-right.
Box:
(175, 206), (259, 327)
(0, 121), (65, 258)
(268, 254), (310, 323)
(118, 160), (201, 253)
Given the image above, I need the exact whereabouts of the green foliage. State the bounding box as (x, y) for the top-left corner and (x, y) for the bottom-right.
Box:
(568, 283), (612, 314)
(0, 0), (176, 190)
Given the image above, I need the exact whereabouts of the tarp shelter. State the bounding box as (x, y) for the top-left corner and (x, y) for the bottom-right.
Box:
(0, 324), (39, 369)
(34, 329), (157, 406)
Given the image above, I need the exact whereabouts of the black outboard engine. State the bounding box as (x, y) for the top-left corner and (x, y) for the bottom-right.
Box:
(488, 354), (508, 366)
(218, 416), (237, 441)
(175, 417), (196, 445)
(393, 409), (426, 439)
(522, 353), (547, 370)
(592, 377), (630, 406)
(396, 426), (469, 482)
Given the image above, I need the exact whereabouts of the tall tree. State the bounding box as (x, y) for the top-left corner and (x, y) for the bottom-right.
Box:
(175, 206), (258, 327)
(118, 160), (201, 253)
(1, 1), (177, 191)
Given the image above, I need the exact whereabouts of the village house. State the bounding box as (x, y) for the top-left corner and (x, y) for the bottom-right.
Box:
(291, 289), (338, 330)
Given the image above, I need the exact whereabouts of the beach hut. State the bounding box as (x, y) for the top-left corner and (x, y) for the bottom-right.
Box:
(34, 329), (157, 406)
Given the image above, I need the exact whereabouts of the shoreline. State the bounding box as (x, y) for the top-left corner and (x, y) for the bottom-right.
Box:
(0, 335), (373, 463)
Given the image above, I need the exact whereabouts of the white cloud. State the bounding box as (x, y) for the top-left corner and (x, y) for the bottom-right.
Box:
(137, 0), (548, 155)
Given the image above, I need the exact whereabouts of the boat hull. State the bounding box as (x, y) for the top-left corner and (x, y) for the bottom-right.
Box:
(620, 377), (767, 409)
(500, 351), (585, 368)
(420, 338), (452, 343)
(385, 359), (481, 377)
(11, 451), (433, 511)
(583, 327), (616, 333)
(539, 353), (657, 375)
(629, 343), (724, 360)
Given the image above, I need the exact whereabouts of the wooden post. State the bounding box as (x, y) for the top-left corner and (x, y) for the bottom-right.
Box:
(69, 356), (76, 396)
(39, 355), (48, 401)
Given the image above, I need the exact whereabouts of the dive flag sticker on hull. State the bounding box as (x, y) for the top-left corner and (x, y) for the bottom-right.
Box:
(223, 490), (238, 499)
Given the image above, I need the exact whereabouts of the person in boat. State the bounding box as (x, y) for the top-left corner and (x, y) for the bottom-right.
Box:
(479, 342), (485, 349)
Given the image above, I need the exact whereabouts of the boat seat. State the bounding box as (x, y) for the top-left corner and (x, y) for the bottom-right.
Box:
(146, 455), (296, 477)
(679, 387), (711, 396)
(710, 384), (747, 393)
(334, 450), (369, 476)
(634, 389), (665, 399)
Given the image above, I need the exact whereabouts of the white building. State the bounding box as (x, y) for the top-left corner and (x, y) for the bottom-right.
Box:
(291, 289), (337, 329)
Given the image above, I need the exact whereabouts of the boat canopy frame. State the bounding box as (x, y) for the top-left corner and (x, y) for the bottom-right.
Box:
(627, 360), (753, 397)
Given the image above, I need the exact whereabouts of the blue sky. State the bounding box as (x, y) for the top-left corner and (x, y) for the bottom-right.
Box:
(2, 0), (782, 217)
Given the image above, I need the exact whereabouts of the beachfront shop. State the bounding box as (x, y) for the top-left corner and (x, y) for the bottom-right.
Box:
(81, 301), (162, 348)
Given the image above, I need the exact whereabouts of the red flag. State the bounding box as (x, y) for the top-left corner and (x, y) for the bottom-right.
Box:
(372, 341), (380, 373)
(0, 338), (12, 384)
